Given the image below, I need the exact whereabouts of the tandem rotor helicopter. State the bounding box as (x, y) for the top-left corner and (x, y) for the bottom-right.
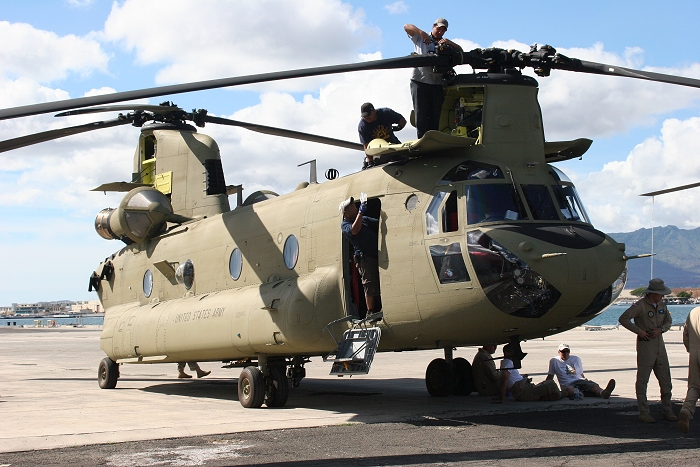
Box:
(2, 43), (700, 408)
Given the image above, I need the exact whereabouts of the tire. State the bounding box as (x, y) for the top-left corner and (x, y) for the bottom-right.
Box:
(425, 358), (453, 397)
(264, 366), (290, 408)
(452, 357), (475, 395)
(98, 357), (119, 389)
(238, 366), (264, 408)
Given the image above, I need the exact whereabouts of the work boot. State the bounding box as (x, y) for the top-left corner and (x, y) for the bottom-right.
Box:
(639, 413), (656, 423)
(178, 371), (192, 379)
(663, 411), (678, 422)
(679, 409), (691, 433)
(601, 379), (615, 399)
(197, 369), (211, 378)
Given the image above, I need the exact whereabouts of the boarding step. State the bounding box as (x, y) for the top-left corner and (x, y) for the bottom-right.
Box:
(323, 312), (382, 375)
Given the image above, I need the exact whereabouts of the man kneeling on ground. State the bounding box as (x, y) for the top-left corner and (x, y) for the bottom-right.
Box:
(494, 343), (561, 403)
(472, 344), (501, 396)
(546, 343), (615, 399)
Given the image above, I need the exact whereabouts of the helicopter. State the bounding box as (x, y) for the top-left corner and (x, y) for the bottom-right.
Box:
(1, 44), (699, 408)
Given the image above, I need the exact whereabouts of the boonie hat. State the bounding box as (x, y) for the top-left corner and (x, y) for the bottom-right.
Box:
(360, 102), (374, 117)
(558, 343), (570, 352)
(434, 18), (448, 29)
(642, 278), (672, 295)
(339, 196), (354, 213)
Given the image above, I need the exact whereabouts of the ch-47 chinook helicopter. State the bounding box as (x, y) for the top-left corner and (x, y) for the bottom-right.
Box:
(2, 44), (699, 408)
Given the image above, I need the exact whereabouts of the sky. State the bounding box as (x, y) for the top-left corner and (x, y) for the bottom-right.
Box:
(1, 0), (700, 304)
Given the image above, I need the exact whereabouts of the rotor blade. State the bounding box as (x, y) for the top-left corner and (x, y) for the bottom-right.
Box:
(204, 115), (363, 151)
(0, 55), (444, 122)
(0, 117), (133, 153)
(552, 57), (700, 89)
(56, 104), (182, 117)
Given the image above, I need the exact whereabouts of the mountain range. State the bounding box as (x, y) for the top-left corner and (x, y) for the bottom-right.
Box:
(608, 225), (700, 288)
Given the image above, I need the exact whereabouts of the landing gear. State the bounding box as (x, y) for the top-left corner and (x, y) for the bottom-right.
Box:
(238, 366), (265, 408)
(264, 366), (289, 407)
(425, 358), (453, 397)
(452, 357), (475, 395)
(425, 348), (475, 397)
(98, 357), (119, 389)
(237, 364), (291, 408)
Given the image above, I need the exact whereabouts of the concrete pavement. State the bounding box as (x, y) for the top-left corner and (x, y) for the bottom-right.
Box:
(0, 325), (693, 454)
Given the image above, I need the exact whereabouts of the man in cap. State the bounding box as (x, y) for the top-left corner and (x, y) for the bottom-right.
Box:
(472, 344), (501, 396)
(340, 194), (380, 317)
(679, 306), (700, 432)
(493, 343), (561, 403)
(404, 18), (463, 139)
(358, 102), (406, 168)
(546, 343), (615, 399)
(619, 278), (676, 423)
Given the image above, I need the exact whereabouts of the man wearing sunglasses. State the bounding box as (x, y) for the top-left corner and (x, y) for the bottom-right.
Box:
(546, 343), (615, 400)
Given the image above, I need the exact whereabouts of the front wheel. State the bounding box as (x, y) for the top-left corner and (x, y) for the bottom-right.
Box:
(238, 366), (264, 408)
(264, 366), (289, 407)
(98, 357), (119, 389)
(452, 357), (475, 395)
(425, 358), (453, 397)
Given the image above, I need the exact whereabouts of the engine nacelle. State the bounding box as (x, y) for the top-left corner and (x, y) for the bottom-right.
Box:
(95, 187), (174, 243)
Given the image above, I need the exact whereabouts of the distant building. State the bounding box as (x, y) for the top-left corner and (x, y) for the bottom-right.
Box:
(71, 300), (102, 313)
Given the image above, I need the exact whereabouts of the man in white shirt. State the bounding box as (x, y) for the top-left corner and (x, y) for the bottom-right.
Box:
(494, 343), (561, 403)
(546, 343), (615, 399)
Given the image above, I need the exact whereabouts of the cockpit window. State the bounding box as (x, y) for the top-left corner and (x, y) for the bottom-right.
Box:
(549, 166), (572, 183)
(552, 184), (590, 223)
(426, 190), (458, 234)
(440, 161), (504, 183)
(521, 185), (559, 221)
(466, 184), (529, 224)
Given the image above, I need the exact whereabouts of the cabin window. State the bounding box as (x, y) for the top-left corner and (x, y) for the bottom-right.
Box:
(229, 248), (243, 280)
(440, 161), (504, 184)
(429, 242), (470, 284)
(143, 270), (153, 297)
(465, 184), (529, 224)
(283, 235), (299, 269)
(521, 185), (559, 221)
(175, 259), (195, 290)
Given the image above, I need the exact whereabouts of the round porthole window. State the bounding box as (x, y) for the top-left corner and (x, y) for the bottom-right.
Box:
(405, 194), (419, 211)
(229, 248), (243, 280)
(143, 269), (153, 297)
(175, 259), (195, 290)
(283, 235), (299, 269)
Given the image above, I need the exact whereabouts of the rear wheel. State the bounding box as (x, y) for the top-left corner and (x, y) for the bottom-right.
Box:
(264, 366), (289, 407)
(238, 366), (264, 408)
(425, 358), (453, 397)
(98, 357), (119, 389)
(452, 357), (475, 395)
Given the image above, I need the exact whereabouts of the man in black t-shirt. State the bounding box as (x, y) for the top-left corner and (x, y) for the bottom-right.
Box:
(358, 102), (406, 167)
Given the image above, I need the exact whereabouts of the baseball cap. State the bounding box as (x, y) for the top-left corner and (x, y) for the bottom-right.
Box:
(339, 196), (354, 213)
(360, 102), (374, 117)
(434, 18), (448, 29)
(558, 343), (570, 352)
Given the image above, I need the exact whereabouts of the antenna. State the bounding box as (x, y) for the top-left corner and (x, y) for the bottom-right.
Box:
(298, 160), (318, 184)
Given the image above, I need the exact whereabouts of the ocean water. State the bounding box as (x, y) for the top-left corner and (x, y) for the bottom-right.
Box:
(586, 304), (696, 327)
(3, 304), (696, 329)
(1, 316), (104, 327)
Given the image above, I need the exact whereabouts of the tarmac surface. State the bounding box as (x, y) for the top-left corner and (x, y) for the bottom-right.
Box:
(0, 325), (698, 466)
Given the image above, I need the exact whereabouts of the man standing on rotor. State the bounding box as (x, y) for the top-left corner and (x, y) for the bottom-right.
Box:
(404, 18), (462, 139)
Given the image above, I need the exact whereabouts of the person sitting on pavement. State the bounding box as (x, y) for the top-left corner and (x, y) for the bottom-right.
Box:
(177, 362), (211, 379)
(493, 343), (561, 403)
(472, 344), (501, 396)
(546, 343), (615, 399)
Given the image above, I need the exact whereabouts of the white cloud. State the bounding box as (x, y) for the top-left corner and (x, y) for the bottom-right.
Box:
(103, 0), (379, 88)
(384, 1), (408, 14)
(0, 21), (109, 83)
(574, 117), (700, 232)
